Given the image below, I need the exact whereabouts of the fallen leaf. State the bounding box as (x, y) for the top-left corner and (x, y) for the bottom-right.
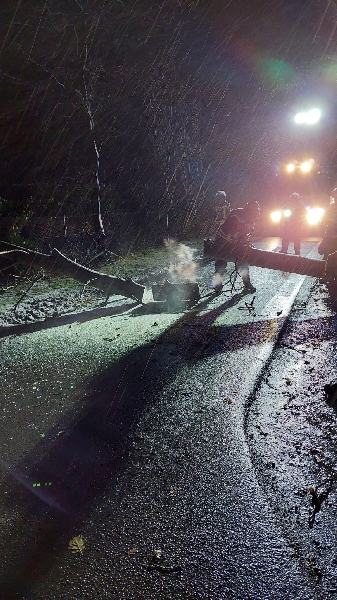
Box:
(129, 548), (139, 556)
(153, 549), (162, 559)
(285, 379), (292, 385)
(147, 563), (181, 573)
(68, 536), (85, 554)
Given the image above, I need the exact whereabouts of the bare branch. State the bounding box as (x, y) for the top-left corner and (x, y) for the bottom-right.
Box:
(0, 248), (145, 303)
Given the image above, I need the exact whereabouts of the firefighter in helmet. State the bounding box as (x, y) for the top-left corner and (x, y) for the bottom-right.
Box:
(318, 188), (337, 260)
(213, 200), (260, 293)
(280, 192), (306, 255)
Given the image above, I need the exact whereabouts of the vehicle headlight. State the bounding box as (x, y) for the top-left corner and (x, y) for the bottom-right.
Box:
(284, 209), (292, 217)
(300, 161), (312, 173)
(270, 210), (282, 223)
(306, 207), (325, 225)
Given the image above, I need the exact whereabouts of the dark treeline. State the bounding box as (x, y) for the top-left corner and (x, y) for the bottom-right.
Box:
(0, 0), (336, 250)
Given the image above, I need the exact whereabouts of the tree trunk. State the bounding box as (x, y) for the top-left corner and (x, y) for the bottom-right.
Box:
(0, 248), (145, 303)
(204, 239), (325, 279)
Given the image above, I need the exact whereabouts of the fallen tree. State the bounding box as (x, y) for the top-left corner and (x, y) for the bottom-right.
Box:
(0, 247), (145, 303)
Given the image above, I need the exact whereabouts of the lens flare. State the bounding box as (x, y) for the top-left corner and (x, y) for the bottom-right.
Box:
(306, 207), (325, 225)
(306, 109), (321, 124)
(294, 113), (305, 123)
(300, 161), (312, 173)
(286, 163), (295, 173)
(294, 109), (321, 124)
(270, 210), (282, 223)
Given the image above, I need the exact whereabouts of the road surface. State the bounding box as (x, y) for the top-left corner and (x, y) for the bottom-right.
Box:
(0, 238), (336, 599)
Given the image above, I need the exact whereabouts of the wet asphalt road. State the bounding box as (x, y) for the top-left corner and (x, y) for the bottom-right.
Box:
(0, 238), (336, 599)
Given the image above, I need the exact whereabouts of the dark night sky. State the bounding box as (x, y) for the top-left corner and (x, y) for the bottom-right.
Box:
(0, 0), (337, 222)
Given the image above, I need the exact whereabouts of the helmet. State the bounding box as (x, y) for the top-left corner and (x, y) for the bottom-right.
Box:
(215, 191), (229, 205)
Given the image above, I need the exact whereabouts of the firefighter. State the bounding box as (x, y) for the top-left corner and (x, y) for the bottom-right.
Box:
(318, 189), (337, 260)
(213, 200), (260, 294)
(214, 191), (231, 225)
(280, 192), (306, 255)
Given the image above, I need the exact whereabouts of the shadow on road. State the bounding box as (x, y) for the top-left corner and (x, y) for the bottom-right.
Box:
(1, 292), (337, 598)
(0, 301), (138, 339)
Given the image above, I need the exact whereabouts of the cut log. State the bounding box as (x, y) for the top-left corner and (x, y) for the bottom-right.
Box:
(204, 238), (337, 308)
(0, 248), (145, 303)
(204, 239), (326, 278)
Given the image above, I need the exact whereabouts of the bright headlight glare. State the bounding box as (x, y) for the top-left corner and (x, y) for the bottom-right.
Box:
(286, 163), (295, 173)
(306, 109), (321, 124)
(284, 209), (292, 217)
(306, 207), (325, 225)
(270, 210), (282, 223)
(294, 113), (305, 124)
(294, 109), (321, 124)
(300, 161), (312, 173)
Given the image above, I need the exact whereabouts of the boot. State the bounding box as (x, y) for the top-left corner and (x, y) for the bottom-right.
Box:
(243, 283), (256, 293)
(280, 240), (288, 254)
(242, 276), (256, 294)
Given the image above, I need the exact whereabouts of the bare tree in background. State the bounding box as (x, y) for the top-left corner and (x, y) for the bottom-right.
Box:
(76, 46), (105, 237)
(144, 61), (206, 238)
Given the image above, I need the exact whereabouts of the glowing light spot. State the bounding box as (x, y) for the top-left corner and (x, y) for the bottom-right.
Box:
(306, 207), (325, 225)
(306, 108), (321, 124)
(300, 161), (312, 173)
(286, 163), (295, 173)
(284, 209), (292, 217)
(270, 210), (282, 223)
(294, 109), (321, 125)
(33, 481), (52, 487)
(294, 113), (305, 124)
